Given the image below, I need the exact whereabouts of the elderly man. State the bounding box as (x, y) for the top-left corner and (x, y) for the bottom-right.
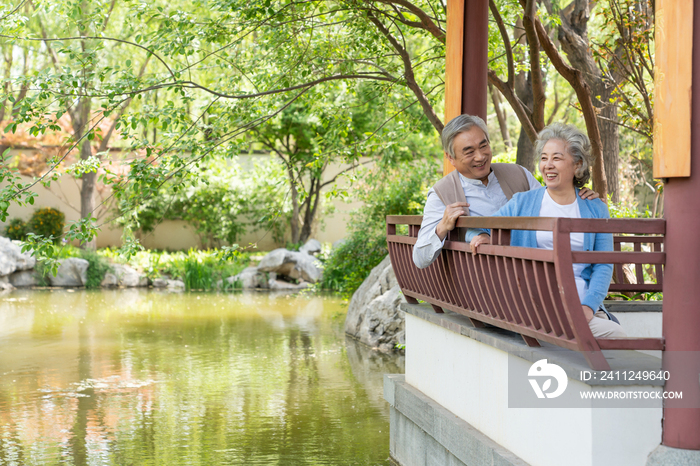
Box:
(413, 114), (598, 269)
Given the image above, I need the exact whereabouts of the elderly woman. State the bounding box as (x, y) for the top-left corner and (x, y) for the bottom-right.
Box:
(470, 123), (625, 338)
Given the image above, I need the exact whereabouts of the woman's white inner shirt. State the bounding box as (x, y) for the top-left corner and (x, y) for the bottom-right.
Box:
(535, 190), (588, 303)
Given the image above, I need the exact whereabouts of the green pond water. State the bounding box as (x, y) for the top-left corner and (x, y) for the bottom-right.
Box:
(0, 290), (404, 465)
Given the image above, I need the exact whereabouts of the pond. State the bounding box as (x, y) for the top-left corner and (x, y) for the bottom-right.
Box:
(0, 290), (403, 465)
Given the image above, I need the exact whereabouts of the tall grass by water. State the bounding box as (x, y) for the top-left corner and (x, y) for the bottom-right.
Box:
(100, 247), (255, 290)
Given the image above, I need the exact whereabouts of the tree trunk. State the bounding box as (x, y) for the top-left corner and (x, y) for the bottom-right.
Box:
(515, 71), (536, 172)
(288, 168), (300, 245)
(596, 91), (620, 202)
(299, 205), (312, 245)
(79, 138), (97, 250)
(489, 83), (512, 149)
(299, 178), (322, 245)
(516, 129), (536, 174)
(589, 67), (623, 202)
(299, 213), (312, 245)
(70, 95), (97, 250)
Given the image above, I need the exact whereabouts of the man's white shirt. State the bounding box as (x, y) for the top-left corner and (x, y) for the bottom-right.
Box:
(412, 166), (541, 268)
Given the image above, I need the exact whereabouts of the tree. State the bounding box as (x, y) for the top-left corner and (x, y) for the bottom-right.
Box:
(29, 0), (152, 248)
(118, 158), (291, 248)
(0, 0), (159, 253)
(0, 0), (654, 261)
(251, 104), (341, 246)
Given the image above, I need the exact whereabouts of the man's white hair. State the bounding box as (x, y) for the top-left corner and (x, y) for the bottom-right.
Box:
(441, 114), (490, 157)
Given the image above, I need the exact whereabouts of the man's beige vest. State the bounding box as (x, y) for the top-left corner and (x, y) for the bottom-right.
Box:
(432, 163), (530, 239)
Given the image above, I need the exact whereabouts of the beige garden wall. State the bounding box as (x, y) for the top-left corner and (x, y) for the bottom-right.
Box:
(1, 150), (364, 251)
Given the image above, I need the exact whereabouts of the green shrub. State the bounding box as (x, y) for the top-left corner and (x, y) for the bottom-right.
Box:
(5, 218), (29, 241)
(119, 158), (294, 248)
(320, 232), (387, 297)
(80, 250), (113, 289)
(321, 159), (440, 297)
(28, 208), (65, 243)
(607, 197), (654, 219)
(57, 245), (82, 259)
(285, 242), (302, 252)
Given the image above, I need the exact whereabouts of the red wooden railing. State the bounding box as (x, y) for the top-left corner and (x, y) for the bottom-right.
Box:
(387, 216), (666, 370)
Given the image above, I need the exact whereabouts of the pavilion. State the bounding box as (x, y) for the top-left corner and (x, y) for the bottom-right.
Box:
(384, 0), (700, 464)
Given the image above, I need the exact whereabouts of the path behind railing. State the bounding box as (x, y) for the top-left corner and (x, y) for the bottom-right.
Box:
(387, 216), (666, 370)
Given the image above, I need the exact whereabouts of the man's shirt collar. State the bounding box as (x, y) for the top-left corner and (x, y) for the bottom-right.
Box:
(458, 169), (495, 187)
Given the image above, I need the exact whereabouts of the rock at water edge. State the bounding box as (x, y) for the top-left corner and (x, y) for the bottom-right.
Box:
(9, 270), (37, 287)
(268, 279), (310, 291)
(48, 258), (89, 287)
(0, 237), (36, 277)
(101, 272), (118, 287)
(230, 267), (268, 289)
(111, 264), (148, 287)
(257, 248), (322, 283)
(344, 255), (405, 352)
(152, 278), (169, 288)
(166, 279), (185, 291)
(152, 278), (185, 291)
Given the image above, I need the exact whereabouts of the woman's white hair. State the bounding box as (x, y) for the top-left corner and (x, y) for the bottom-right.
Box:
(535, 123), (591, 188)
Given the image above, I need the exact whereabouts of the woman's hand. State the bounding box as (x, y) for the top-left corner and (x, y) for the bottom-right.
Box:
(578, 187), (599, 200)
(582, 305), (595, 322)
(469, 233), (491, 253)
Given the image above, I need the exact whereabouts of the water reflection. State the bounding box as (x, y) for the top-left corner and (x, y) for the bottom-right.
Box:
(0, 290), (403, 465)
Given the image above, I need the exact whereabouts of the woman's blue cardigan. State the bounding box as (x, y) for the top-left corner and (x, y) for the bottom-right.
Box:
(472, 187), (613, 312)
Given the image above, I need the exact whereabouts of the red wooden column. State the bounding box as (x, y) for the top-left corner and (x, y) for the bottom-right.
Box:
(461, 0), (488, 120)
(658, 0), (700, 450)
(443, 0), (489, 175)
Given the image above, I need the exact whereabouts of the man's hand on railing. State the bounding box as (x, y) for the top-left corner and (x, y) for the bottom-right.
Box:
(436, 202), (470, 240)
(469, 233), (491, 253)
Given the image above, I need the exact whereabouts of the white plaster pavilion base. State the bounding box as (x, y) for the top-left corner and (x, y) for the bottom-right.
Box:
(400, 303), (664, 466)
